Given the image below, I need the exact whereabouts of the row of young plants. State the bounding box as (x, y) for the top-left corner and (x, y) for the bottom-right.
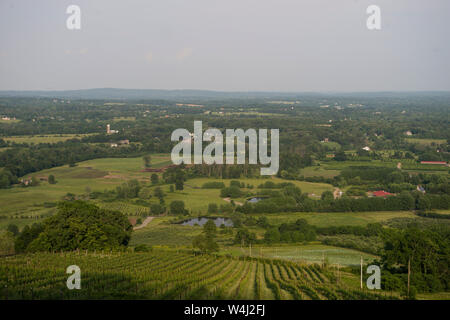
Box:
(1, 249), (400, 300)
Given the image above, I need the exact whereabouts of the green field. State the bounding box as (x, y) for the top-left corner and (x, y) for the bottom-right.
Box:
(3, 134), (94, 144)
(0, 155), (171, 222)
(405, 138), (447, 146)
(0, 119), (20, 124)
(130, 217), (204, 247)
(320, 160), (397, 170)
(300, 166), (340, 178)
(249, 211), (416, 227)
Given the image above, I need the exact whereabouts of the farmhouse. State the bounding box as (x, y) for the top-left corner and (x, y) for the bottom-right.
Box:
(20, 178), (32, 186)
(362, 146), (371, 151)
(416, 185), (426, 193)
(369, 190), (395, 198)
(106, 124), (119, 134)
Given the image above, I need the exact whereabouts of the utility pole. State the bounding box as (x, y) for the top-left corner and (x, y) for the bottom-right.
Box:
(337, 263), (340, 284)
(407, 257), (411, 297)
(360, 256), (363, 290)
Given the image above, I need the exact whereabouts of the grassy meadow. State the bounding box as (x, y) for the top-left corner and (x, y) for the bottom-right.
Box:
(3, 134), (94, 144)
(405, 138), (447, 146)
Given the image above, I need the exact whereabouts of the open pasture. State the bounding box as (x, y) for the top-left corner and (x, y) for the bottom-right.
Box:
(250, 211), (417, 228)
(405, 138), (447, 146)
(3, 134), (94, 144)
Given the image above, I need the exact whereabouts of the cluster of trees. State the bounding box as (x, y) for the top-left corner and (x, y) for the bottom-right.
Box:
(170, 200), (188, 215)
(382, 226), (449, 293)
(303, 167), (449, 196)
(0, 142), (141, 188)
(220, 186), (243, 198)
(150, 203), (165, 215)
(234, 228), (256, 246)
(14, 201), (133, 252)
(163, 167), (185, 190)
(315, 223), (383, 237)
(189, 164), (260, 179)
(192, 220), (219, 253)
(264, 219), (316, 244)
(416, 211), (450, 219)
(236, 186), (450, 214)
(0, 169), (18, 188)
(116, 179), (141, 199)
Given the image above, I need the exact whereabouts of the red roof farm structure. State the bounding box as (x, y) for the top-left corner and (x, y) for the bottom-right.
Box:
(370, 190), (395, 198)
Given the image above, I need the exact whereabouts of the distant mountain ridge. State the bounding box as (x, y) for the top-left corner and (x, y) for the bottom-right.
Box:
(0, 88), (449, 101)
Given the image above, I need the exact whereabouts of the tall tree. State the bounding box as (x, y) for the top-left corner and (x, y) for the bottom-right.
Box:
(143, 155), (151, 168)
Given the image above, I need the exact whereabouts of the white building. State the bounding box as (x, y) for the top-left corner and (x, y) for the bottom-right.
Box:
(106, 124), (119, 134)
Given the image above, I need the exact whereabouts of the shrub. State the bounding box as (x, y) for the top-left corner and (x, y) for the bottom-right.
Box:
(202, 182), (225, 189)
(170, 200), (187, 215)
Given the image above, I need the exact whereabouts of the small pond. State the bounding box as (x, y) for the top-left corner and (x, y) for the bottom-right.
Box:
(247, 197), (267, 203)
(181, 217), (233, 227)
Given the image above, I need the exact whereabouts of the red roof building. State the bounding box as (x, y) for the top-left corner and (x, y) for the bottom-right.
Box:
(371, 190), (395, 198)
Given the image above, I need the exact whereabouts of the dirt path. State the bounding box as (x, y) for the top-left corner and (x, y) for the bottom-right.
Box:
(223, 197), (243, 206)
(133, 216), (154, 230)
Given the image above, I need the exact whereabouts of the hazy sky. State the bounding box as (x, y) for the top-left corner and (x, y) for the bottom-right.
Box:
(0, 0), (449, 92)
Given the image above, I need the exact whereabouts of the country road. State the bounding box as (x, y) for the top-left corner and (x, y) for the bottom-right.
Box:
(133, 216), (154, 230)
(223, 197), (243, 206)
